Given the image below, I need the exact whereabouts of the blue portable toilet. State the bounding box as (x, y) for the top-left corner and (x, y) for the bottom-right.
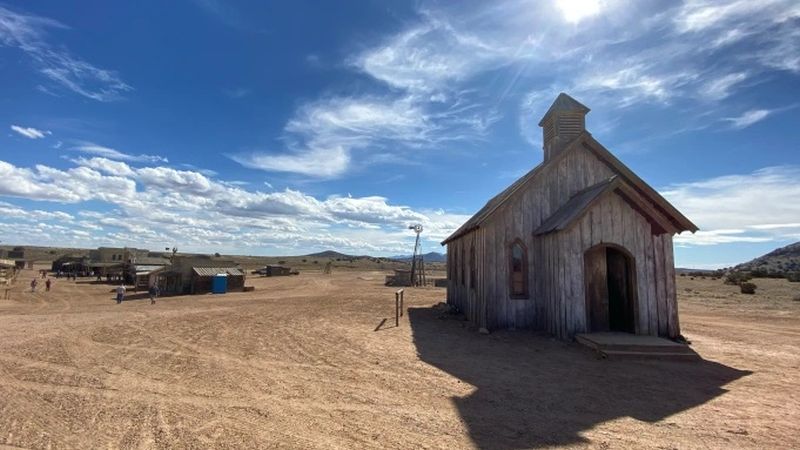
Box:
(211, 273), (228, 294)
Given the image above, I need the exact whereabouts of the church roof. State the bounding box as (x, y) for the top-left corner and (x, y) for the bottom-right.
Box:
(440, 133), (698, 245)
(533, 176), (620, 235)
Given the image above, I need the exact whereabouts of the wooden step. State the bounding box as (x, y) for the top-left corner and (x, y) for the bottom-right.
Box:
(600, 349), (700, 361)
(592, 343), (694, 354)
(576, 332), (699, 360)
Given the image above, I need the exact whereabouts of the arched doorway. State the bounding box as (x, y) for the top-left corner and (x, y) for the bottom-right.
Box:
(584, 244), (636, 333)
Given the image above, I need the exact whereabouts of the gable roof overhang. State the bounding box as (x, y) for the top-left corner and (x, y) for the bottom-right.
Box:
(580, 135), (698, 234)
(533, 176), (680, 236)
(441, 132), (698, 245)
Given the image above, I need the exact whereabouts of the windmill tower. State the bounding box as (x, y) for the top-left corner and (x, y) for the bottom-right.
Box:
(408, 224), (426, 286)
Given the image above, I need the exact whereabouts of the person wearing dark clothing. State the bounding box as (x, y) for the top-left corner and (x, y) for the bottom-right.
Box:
(148, 284), (160, 305)
(45, 278), (52, 292)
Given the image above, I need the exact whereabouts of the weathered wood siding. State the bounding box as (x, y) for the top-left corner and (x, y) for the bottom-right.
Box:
(542, 193), (678, 339)
(445, 141), (680, 339)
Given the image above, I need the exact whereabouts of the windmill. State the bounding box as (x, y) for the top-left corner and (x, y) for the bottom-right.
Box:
(408, 224), (426, 286)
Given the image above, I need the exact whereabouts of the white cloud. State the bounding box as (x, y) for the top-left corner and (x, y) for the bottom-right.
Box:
(0, 160), (136, 203)
(0, 158), (464, 255)
(673, 0), (791, 33)
(722, 109), (770, 129)
(10, 125), (49, 139)
(0, 5), (131, 101)
(72, 142), (168, 163)
(0, 201), (73, 222)
(232, 146), (350, 178)
(231, 94), (497, 178)
(136, 166), (213, 193)
(662, 166), (800, 246)
(575, 65), (698, 106)
(702, 72), (748, 100)
(355, 16), (504, 93)
(73, 157), (135, 177)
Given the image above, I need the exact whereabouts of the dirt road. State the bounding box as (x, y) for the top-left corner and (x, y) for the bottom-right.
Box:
(0, 268), (797, 449)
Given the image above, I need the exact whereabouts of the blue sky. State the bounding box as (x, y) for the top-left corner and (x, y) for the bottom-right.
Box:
(0, 0), (798, 267)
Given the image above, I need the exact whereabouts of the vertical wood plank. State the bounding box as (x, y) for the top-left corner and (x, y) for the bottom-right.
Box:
(654, 236), (667, 336)
(664, 234), (680, 338)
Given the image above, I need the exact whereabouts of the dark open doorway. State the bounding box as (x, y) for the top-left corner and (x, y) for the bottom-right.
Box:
(584, 245), (636, 333)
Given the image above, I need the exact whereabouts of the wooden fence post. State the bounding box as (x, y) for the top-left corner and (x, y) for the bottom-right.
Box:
(394, 289), (405, 327)
(395, 291), (399, 327)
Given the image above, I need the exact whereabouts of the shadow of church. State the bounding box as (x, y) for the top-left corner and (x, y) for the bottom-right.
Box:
(408, 306), (750, 449)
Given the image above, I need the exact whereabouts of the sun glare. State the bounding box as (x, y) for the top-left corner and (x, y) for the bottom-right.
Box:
(555, 0), (603, 24)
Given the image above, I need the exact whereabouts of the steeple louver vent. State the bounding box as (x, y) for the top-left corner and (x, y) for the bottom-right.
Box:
(538, 93), (590, 161)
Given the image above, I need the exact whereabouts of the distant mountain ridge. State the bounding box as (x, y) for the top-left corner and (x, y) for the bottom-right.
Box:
(733, 241), (800, 274)
(389, 252), (447, 263)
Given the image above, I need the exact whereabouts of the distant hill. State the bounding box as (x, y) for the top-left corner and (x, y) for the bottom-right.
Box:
(734, 241), (800, 275)
(305, 250), (356, 259)
(390, 252), (447, 263)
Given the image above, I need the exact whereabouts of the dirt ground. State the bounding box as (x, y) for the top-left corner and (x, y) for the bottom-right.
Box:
(0, 266), (798, 449)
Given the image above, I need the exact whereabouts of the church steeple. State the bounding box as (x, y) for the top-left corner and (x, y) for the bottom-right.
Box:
(538, 93), (590, 160)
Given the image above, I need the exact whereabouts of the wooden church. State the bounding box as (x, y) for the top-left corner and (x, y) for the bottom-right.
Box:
(442, 93), (697, 340)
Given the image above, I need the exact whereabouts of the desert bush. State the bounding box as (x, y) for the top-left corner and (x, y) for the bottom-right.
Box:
(725, 272), (752, 285)
(301, 259), (307, 263)
(278, 260), (286, 264)
(785, 272), (800, 283)
(214, 252), (221, 257)
(680, 273), (686, 277)
(740, 282), (757, 295)
(793, 294), (800, 302)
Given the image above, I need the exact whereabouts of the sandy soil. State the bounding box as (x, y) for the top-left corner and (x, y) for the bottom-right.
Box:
(0, 267), (798, 449)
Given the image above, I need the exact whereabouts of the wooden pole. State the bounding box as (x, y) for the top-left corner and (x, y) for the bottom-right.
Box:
(395, 291), (399, 327)
(400, 289), (404, 316)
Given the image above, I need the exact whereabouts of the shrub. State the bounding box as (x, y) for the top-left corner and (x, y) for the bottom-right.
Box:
(740, 282), (757, 295)
(214, 252), (221, 257)
(680, 273), (686, 277)
(786, 272), (800, 283)
(301, 259), (307, 263)
(725, 272), (752, 285)
(793, 294), (800, 302)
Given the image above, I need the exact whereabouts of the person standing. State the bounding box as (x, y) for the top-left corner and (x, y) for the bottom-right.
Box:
(148, 284), (159, 305)
(45, 278), (52, 292)
(30, 278), (38, 292)
(115, 284), (126, 304)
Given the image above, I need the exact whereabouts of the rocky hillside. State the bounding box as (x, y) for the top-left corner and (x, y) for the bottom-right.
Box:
(734, 241), (800, 275)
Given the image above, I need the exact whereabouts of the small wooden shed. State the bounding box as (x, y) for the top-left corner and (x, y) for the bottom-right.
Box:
(190, 267), (245, 294)
(442, 93), (697, 340)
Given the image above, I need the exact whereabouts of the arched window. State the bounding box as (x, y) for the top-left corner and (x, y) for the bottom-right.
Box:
(509, 240), (528, 298)
(469, 243), (476, 289)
